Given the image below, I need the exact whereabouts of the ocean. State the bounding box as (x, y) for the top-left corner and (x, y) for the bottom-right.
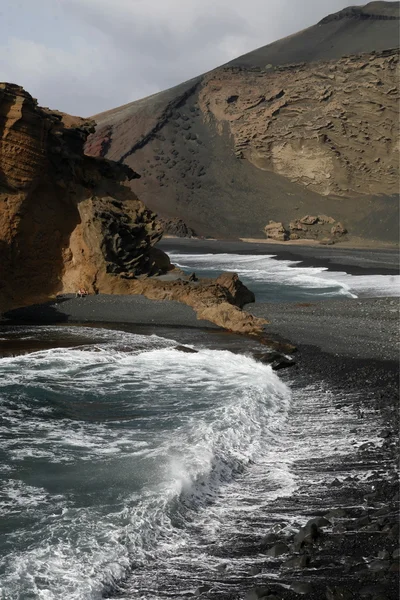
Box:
(0, 249), (398, 599)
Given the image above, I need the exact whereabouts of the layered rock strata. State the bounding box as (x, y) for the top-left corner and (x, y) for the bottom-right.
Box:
(0, 84), (266, 336)
(0, 83), (168, 313)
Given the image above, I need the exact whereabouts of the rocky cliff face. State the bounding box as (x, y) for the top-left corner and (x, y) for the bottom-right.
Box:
(199, 50), (398, 198)
(0, 85), (267, 337)
(85, 2), (399, 243)
(0, 83), (169, 312)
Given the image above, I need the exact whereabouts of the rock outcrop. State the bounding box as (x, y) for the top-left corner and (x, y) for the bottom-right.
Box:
(264, 221), (289, 241)
(0, 84), (266, 337)
(157, 217), (197, 238)
(264, 215), (348, 243)
(0, 83), (169, 312)
(84, 2), (399, 244)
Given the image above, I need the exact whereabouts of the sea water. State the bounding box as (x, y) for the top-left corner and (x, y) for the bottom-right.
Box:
(167, 251), (400, 301)
(0, 326), (291, 599)
(1, 252), (398, 599)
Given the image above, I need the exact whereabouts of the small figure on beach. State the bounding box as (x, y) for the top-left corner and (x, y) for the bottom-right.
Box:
(76, 288), (89, 298)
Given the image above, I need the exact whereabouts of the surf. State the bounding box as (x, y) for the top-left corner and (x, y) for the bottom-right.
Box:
(0, 327), (291, 599)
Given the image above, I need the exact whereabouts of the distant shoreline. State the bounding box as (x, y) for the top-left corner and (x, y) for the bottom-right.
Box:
(159, 237), (400, 276)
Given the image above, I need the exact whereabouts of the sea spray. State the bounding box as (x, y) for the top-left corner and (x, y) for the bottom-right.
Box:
(167, 251), (400, 301)
(0, 326), (291, 600)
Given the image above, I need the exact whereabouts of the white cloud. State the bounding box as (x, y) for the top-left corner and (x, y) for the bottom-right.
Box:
(0, 0), (369, 116)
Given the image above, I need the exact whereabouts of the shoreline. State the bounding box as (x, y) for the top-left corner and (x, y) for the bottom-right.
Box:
(158, 238), (400, 276)
(1, 300), (398, 596)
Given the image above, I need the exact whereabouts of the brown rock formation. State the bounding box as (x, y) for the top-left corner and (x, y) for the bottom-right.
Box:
(127, 272), (267, 335)
(0, 83), (168, 313)
(264, 221), (289, 241)
(198, 50), (398, 198)
(0, 84), (266, 336)
(85, 2), (399, 244)
(158, 217), (197, 238)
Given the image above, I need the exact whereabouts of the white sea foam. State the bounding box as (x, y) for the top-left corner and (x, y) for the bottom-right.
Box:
(0, 328), (291, 600)
(167, 251), (400, 300)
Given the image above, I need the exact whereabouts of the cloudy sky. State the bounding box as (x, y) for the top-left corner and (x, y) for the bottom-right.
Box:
(0, 0), (368, 116)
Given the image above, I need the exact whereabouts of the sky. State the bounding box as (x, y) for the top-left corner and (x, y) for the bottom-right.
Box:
(0, 0), (370, 117)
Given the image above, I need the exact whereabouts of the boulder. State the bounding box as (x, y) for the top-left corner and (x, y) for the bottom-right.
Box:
(331, 222), (347, 236)
(215, 272), (255, 306)
(157, 217), (196, 238)
(294, 517), (330, 546)
(317, 214), (336, 224)
(264, 221), (289, 241)
(289, 220), (306, 231)
(300, 215), (319, 225)
(265, 542), (290, 557)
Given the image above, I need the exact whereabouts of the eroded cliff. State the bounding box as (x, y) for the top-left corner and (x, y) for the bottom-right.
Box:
(0, 84), (267, 337)
(0, 83), (168, 313)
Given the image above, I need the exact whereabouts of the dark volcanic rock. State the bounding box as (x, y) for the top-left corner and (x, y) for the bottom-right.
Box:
(157, 217), (197, 238)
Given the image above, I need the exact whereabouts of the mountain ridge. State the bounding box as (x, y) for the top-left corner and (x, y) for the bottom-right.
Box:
(85, 2), (399, 244)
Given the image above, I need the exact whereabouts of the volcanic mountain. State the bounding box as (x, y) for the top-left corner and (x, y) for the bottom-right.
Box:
(85, 1), (400, 244)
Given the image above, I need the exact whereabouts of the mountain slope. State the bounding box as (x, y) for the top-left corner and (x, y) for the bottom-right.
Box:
(85, 2), (399, 243)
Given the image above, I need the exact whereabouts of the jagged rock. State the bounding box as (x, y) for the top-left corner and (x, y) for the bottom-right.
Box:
(0, 84), (270, 338)
(215, 272), (255, 306)
(331, 222), (347, 236)
(174, 345), (198, 354)
(195, 584), (212, 596)
(0, 83), (169, 313)
(157, 217), (196, 238)
(318, 214), (336, 224)
(264, 221), (289, 241)
(289, 220), (306, 231)
(300, 215), (319, 225)
(294, 516), (331, 546)
(265, 542), (290, 557)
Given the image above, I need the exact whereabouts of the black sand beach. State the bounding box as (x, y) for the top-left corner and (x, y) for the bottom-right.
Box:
(1, 242), (398, 599)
